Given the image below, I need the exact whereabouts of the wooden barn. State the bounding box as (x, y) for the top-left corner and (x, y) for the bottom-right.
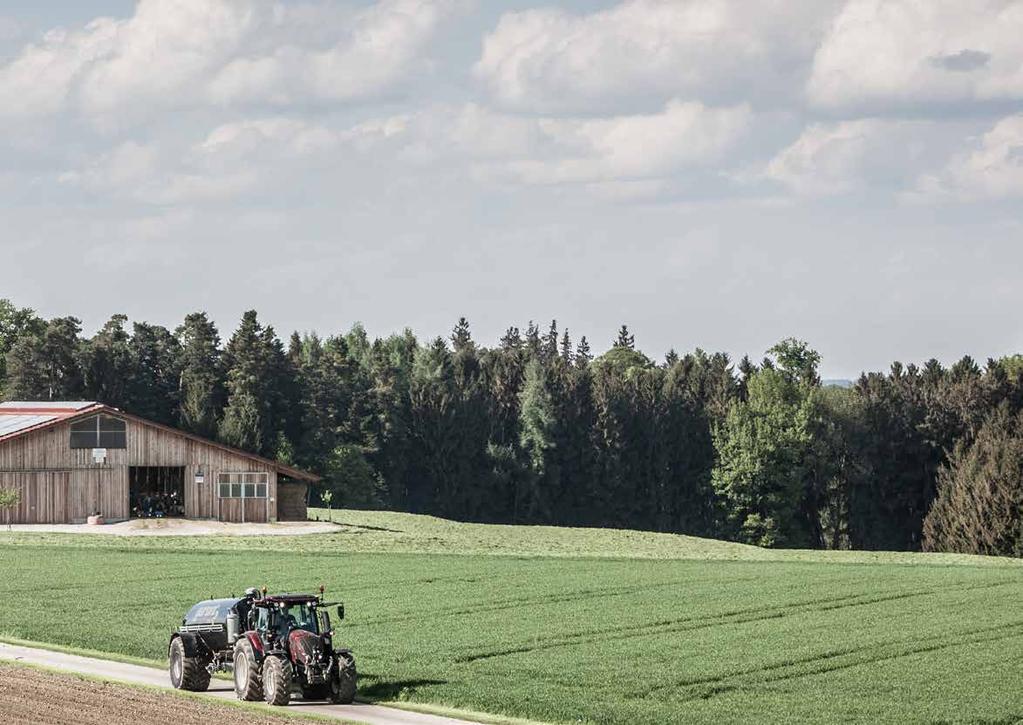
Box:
(0, 402), (318, 525)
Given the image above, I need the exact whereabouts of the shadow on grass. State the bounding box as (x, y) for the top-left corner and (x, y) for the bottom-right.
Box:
(342, 523), (406, 534)
(358, 676), (447, 701)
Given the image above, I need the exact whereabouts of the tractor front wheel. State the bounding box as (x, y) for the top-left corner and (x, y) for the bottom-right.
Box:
(262, 655), (293, 706)
(232, 639), (263, 702)
(329, 652), (357, 704)
(169, 637), (210, 692)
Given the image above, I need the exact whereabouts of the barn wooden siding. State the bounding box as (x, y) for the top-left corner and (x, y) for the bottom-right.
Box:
(0, 417), (278, 524)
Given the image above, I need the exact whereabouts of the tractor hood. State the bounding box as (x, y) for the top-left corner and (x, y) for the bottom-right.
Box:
(288, 629), (325, 664)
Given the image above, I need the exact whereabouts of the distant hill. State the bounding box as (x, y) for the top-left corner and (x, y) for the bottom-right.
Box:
(823, 378), (854, 388)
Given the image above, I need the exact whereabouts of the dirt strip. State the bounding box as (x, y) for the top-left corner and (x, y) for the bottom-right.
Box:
(0, 662), (324, 725)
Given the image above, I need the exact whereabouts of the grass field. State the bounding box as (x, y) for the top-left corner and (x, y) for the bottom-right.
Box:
(1, 511), (1021, 724)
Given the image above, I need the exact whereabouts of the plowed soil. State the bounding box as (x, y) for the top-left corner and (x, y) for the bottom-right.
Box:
(0, 664), (317, 725)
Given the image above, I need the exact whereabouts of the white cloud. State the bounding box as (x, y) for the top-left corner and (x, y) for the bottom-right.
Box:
(208, 0), (461, 105)
(198, 118), (341, 159)
(915, 114), (1023, 200)
(390, 101), (751, 185)
(508, 101), (751, 185)
(765, 119), (970, 196)
(475, 0), (841, 112)
(0, 0), (459, 124)
(809, 0), (1023, 110)
(59, 140), (160, 190)
(55, 99), (750, 207)
(766, 120), (887, 195)
(56, 112), (416, 205)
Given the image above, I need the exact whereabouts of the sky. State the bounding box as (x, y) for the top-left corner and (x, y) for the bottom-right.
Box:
(1, 0), (1021, 379)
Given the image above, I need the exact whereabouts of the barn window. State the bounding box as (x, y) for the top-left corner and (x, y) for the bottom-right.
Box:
(217, 472), (268, 498)
(70, 415), (127, 449)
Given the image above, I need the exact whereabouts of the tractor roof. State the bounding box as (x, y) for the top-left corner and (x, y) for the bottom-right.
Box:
(259, 593), (321, 605)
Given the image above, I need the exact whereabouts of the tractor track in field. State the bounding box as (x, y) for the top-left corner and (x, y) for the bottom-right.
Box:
(630, 618), (1023, 700)
(350, 576), (760, 629)
(673, 620), (1023, 702)
(0, 642), (481, 725)
(454, 579), (1017, 664)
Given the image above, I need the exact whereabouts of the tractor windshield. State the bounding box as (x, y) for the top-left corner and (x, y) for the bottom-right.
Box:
(277, 602), (318, 635)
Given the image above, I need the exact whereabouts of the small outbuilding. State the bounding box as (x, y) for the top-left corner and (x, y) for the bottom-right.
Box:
(0, 401), (318, 525)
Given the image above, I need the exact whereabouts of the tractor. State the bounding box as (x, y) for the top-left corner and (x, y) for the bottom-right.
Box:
(168, 586), (357, 706)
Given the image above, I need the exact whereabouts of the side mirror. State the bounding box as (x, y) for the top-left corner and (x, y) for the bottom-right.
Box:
(336, 604), (345, 621)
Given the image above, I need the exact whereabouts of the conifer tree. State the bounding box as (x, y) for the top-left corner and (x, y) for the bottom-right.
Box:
(218, 311), (294, 458)
(176, 312), (224, 438)
(524, 321), (541, 358)
(499, 327), (522, 351)
(5, 317), (84, 400)
(560, 329), (573, 363)
(81, 314), (133, 407)
(923, 406), (1023, 556)
(613, 324), (635, 350)
(451, 317), (473, 352)
(575, 336), (593, 366)
(128, 322), (181, 424)
(518, 357), (560, 522)
(543, 320), (559, 360)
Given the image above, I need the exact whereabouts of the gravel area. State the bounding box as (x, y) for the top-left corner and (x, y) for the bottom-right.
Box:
(3, 519), (340, 536)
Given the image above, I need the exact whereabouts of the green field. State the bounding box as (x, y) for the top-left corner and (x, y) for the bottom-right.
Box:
(1, 511), (1021, 724)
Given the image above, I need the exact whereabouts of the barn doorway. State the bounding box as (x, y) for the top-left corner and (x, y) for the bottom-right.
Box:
(129, 467), (185, 518)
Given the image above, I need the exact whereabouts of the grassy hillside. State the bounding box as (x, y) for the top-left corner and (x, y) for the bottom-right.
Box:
(4, 508), (1021, 566)
(1, 512), (1021, 724)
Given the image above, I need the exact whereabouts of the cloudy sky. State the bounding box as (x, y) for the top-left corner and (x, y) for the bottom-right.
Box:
(1, 0), (1021, 378)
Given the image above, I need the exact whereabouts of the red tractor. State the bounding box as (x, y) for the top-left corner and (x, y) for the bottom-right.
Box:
(169, 587), (356, 706)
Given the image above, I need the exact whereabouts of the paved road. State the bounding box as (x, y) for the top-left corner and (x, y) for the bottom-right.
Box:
(0, 642), (479, 725)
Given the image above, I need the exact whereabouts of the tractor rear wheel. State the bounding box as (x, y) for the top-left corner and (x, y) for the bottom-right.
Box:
(262, 655), (293, 706)
(232, 639), (263, 702)
(169, 637), (210, 692)
(329, 652), (357, 704)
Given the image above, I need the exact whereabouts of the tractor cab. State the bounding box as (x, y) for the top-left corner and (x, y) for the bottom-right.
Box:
(249, 594), (335, 643)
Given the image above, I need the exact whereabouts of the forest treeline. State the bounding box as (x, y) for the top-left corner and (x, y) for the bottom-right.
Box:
(1, 298), (1021, 556)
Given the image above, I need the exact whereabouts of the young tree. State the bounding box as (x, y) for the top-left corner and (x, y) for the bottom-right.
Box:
(0, 487), (20, 530)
